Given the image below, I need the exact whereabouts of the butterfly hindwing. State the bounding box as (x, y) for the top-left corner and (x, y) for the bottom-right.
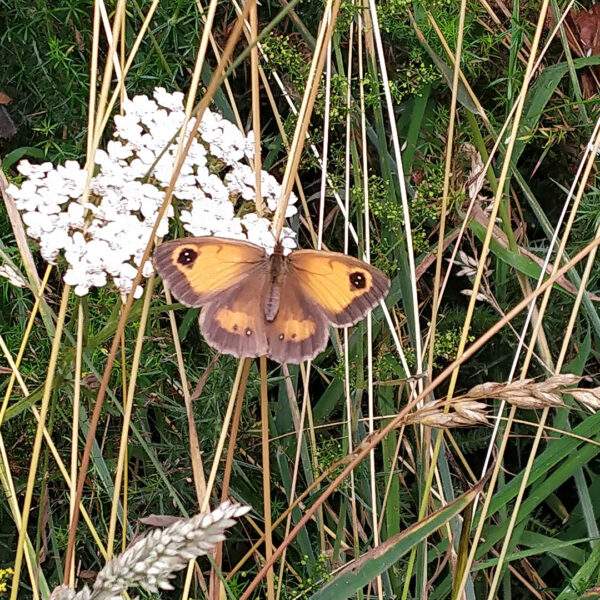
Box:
(199, 274), (269, 358)
(154, 236), (267, 307)
(265, 278), (329, 364)
(289, 250), (390, 326)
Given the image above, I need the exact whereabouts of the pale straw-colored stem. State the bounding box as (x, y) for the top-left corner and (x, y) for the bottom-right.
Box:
(164, 287), (207, 505)
(0, 265), (51, 426)
(271, 0), (341, 240)
(0, 340), (106, 558)
(68, 305), (84, 586)
(212, 359), (250, 599)
(260, 357), (275, 599)
(367, 0), (422, 373)
(180, 358), (251, 600)
(10, 284), (71, 600)
(274, 363), (312, 600)
(419, 0), (576, 357)
(64, 2), (255, 578)
(250, 1), (265, 216)
(402, 1), (467, 594)
(106, 277), (156, 557)
(485, 122), (600, 600)
(354, 7), (382, 596)
(340, 12), (361, 563)
(455, 114), (600, 600)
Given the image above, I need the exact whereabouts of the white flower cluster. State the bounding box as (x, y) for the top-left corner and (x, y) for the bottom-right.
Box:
(8, 88), (298, 297)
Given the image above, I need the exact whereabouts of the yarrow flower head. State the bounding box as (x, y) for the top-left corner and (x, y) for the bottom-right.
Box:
(8, 88), (298, 298)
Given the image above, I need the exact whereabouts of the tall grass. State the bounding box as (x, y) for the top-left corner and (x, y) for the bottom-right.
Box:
(2, 0), (600, 598)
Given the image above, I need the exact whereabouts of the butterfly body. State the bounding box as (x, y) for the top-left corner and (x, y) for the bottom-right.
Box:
(262, 243), (286, 322)
(154, 236), (390, 363)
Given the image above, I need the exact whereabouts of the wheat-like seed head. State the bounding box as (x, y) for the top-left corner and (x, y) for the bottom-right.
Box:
(409, 399), (489, 428)
(464, 374), (581, 410)
(50, 501), (250, 600)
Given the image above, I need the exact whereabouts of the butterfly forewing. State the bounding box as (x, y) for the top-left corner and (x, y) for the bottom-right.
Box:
(289, 250), (390, 326)
(154, 236), (267, 307)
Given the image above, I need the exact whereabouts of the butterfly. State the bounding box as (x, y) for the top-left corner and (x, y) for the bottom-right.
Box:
(154, 236), (390, 364)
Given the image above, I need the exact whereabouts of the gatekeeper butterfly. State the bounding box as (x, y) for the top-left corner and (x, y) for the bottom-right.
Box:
(154, 236), (390, 363)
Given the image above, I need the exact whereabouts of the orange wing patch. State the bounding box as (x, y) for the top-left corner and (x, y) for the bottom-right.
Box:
(266, 278), (329, 364)
(154, 236), (267, 307)
(275, 315), (316, 342)
(290, 250), (390, 327)
(199, 274), (269, 358)
(215, 308), (260, 336)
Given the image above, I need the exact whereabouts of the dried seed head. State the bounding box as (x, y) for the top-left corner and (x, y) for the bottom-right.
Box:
(463, 375), (582, 410)
(570, 387), (600, 412)
(50, 502), (250, 600)
(409, 399), (489, 429)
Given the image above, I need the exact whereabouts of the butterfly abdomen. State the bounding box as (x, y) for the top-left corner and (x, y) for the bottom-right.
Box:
(264, 251), (287, 322)
(263, 283), (281, 322)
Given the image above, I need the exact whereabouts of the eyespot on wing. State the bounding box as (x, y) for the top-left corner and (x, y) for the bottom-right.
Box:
(289, 250), (390, 326)
(153, 236), (267, 306)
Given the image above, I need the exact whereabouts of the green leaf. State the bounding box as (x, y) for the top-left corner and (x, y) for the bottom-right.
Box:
(513, 56), (600, 166)
(308, 482), (482, 599)
(476, 410), (600, 553)
(554, 543), (600, 600)
(1, 146), (46, 172)
(467, 218), (584, 298)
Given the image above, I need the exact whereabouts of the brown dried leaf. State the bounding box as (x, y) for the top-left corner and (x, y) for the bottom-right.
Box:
(463, 143), (486, 201)
(0, 106), (16, 139)
(574, 5), (600, 56)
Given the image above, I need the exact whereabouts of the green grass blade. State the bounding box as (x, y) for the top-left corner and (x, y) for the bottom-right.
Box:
(308, 481), (482, 599)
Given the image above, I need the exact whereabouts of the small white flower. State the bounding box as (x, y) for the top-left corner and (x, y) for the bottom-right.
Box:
(225, 164), (298, 217)
(66, 202), (85, 226)
(153, 87), (185, 111)
(200, 173), (230, 202)
(114, 114), (144, 146)
(17, 160), (53, 178)
(22, 211), (54, 238)
(107, 140), (134, 161)
(11, 88), (298, 299)
(10, 181), (43, 212)
(125, 94), (158, 118)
